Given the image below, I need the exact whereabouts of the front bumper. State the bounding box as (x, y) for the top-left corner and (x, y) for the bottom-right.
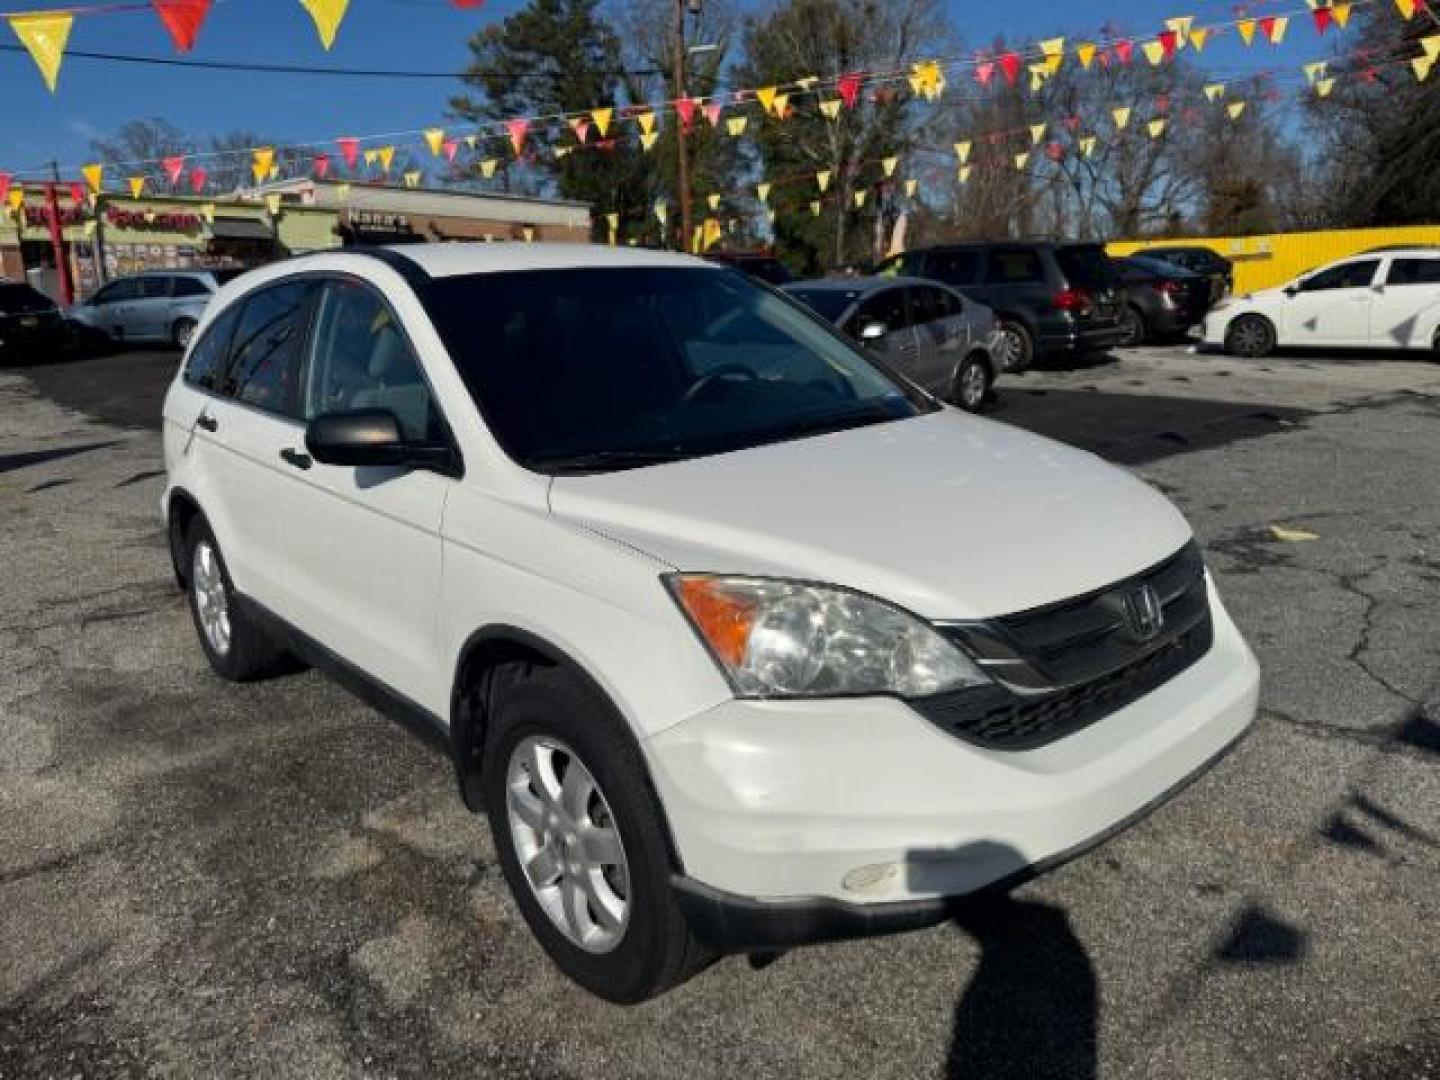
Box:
(645, 593), (1258, 946)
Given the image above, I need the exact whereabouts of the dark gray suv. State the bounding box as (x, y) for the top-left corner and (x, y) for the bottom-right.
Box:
(877, 242), (1124, 370)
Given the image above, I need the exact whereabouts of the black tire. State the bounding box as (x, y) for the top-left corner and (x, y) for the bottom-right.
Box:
(481, 664), (712, 1004)
(993, 318), (1033, 373)
(172, 317), (197, 351)
(1117, 305), (1147, 348)
(183, 518), (288, 681)
(1224, 314), (1276, 359)
(951, 354), (993, 413)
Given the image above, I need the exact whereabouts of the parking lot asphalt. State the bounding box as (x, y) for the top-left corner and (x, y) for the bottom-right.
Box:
(2, 344), (1439, 1079)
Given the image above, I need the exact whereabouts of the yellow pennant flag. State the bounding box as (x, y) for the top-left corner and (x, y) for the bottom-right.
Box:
(882, 155), (899, 177)
(636, 111), (656, 137)
(252, 147), (275, 184)
(1148, 119), (1167, 139)
(854, 190), (867, 208)
(300, 0), (350, 50)
(809, 201), (821, 218)
(591, 107), (613, 137)
(1076, 42), (1097, 69)
(1267, 16), (1289, 43)
(707, 193), (721, 211)
(764, 208), (776, 225)
(756, 182), (771, 202)
(82, 162), (104, 195)
(653, 200), (667, 226)
(200, 203), (215, 224)
(911, 60), (945, 100)
(1189, 27), (1210, 51)
(377, 146), (395, 172)
(1315, 77), (1336, 97)
(756, 86), (778, 114)
(904, 179), (918, 198)
(957, 166), (972, 184)
(554, 146), (572, 160)
(481, 158), (498, 179)
(1413, 55), (1437, 81)
(796, 75), (819, 91)
(726, 116), (747, 137)
(423, 128), (445, 157)
(773, 92), (790, 116)
(1014, 151), (1030, 171)
(1205, 83), (1226, 102)
(1396, 0), (1419, 18)
(606, 211), (619, 243)
(1040, 37), (1065, 74)
(1029, 66), (1047, 93)
(1165, 16), (1195, 46)
(403, 170), (421, 188)
(1332, 3), (1352, 27)
(1423, 34), (1440, 59)
(1142, 40), (1165, 66)
(464, 135), (477, 149)
(265, 193), (283, 215)
(1112, 107), (1132, 130)
(1303, 62), (1328, 85)
(9, 13), (73, 93)
(363, 149), (378, 166)
(820, 99), (842, 120)
(1237, 19), (1257, 45)
(816, 170), (831, 193)
(1030, 123), (1047, 145)
(955, 140), (972, 164)
(640, 131), (659, 152)
(6, 188), (23, 212)
(1079, 135), (1097, 157)
(1227, 101), (1247, 120)
(703, 219), (722, 250)
(128, 176), (145, 199)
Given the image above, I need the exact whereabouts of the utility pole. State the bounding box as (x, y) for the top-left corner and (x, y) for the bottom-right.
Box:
(673, 0), (694, 251)
(43, 159), (74, 307)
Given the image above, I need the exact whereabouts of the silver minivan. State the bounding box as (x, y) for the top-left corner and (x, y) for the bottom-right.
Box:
(69, 269), (245, 350)
(785, 276), (1000, 412)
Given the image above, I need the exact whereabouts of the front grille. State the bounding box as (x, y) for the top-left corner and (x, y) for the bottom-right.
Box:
(911, 541), (1213, 751)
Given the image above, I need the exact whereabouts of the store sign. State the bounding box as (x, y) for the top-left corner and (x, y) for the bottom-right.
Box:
(348, 209), (412, 233)
(105, 207), (203, 232)
(23, 206), (86, 226)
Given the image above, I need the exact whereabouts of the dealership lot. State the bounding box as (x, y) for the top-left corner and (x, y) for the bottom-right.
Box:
(2, 345), (1438, 1078)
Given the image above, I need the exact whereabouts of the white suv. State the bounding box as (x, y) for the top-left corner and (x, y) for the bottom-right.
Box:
(162, 245), (1259, 1002)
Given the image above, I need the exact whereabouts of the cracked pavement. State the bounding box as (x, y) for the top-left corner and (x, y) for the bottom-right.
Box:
(1, 345), (1438, 1079)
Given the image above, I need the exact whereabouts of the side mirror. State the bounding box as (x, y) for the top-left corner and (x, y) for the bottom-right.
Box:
(858, 321), (888, 341)
(305, 408), (460, 476)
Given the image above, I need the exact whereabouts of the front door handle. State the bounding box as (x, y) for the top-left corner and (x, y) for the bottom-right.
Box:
(280, 447), (312, 470)
(195, 413), (218, 432)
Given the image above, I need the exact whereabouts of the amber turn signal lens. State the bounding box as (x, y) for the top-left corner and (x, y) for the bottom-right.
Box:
(673, 576), (757, 667)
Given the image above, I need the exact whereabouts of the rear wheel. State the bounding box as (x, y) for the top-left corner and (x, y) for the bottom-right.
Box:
(172, 317), (197, 351)
(993, 319), (1033, 372)
(951, 354), (993, 413)
(1224, 314), (1276, 359)
(1117, 305), (1146, 348)
(482, 664), (711, 1003)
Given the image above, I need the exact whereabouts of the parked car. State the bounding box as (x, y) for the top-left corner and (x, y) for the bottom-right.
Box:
(783, 276), (998, 411)
(876, 242), (1125, 371)
(0, 282), (69, 363)
(163, 244), (1258, 1003)
(1203, 248), (1440, 358)
(1131, 245), (1233, 301)
(704, 251), (794, 285)
(1113, 255), (1213, 346)
(69, 269), (246, 350)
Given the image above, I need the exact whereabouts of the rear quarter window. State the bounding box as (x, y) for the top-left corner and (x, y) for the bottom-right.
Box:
(1055, 246), (1118, 288)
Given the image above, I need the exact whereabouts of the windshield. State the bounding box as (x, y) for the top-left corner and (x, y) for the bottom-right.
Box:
(423, 267), (932, 474)
(784, 288), (862, 324)
(1055, 246), (1119, 288)
(0, 284), (57, 314)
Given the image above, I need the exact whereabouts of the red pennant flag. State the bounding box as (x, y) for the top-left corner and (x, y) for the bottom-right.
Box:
(69, 182), (84, 204)
(1258, 16), (1277, 41)
(1313, 6), (1333, 33)
(837, 72), (863, 109)
(505, 118), (529, 155)
(336, 136), (360, 170)
(703, 101), (722, 126)
(998, 51), (1021, 85)
(1045, 141), (1065, 162)
(569, 117), (591, 144)
(975, 60), (995, 85)
(1114, 39), (1134, 64)
(189, 167), (207, 192)
(0, 173), (10, 206)
(1158, 29), (1178, 59)
(151, 0), (212, 53)
(1155, 93), (1170, 113)
(676, 97), (698, 129)
(313, 152), (331, 179)
(442, 138), (458, 162)
(162, 155), (184, 186)
(452, 0), (486, 6)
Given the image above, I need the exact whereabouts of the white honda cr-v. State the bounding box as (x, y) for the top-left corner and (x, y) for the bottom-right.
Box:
(162, 244), (1259, 1003)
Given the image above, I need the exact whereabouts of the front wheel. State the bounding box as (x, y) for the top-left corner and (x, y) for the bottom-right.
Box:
(992, 319), (1033, 372)
(184, 519), (288, 681)
(482, 665), (711, 1003)
(1224, 314), (1277, 359)
(951, 355), (993, 413)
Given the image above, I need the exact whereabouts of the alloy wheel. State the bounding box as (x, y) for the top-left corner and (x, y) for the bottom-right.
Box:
(959, 362), (988, 411)
(191, 541), (232, 656)
(505, 735), (630, 954)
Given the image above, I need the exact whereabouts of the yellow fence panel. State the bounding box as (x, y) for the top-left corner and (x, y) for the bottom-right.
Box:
(1109, 225), (1440, 294)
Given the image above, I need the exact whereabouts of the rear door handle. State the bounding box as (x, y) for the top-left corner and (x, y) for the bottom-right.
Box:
(195, 413), (217, 432)
(280, 447), (312, 471)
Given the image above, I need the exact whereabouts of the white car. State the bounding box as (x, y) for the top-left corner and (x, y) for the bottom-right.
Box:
(1204, 247), (1440, 357)
(162, 244), (1259, 1003)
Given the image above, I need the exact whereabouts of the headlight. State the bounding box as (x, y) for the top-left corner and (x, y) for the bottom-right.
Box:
(666, 575), (991, 699)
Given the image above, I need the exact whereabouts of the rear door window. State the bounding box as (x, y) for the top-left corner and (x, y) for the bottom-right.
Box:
(171, 276), (211, 298)
(1301, 260), (1379, 291)
(223, 281), (319, 417)
(137, 277), (171, 299)
(850, 288), (910, 334)
(1386, 258), (1440, 286)
(910, 286), (959, 325)
(985, 249), (1047, 285)
(925, 250), (981, 286)
(93, 279), (139, 305)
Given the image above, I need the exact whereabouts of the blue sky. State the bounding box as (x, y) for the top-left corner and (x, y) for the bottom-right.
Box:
(0, 0), (1327, 180)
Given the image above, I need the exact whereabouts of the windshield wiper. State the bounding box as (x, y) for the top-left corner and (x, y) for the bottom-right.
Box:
(531, 448), (695, 475)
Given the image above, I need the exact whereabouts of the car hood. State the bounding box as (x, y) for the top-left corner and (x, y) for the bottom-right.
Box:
(548, 410), (1192, 620)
